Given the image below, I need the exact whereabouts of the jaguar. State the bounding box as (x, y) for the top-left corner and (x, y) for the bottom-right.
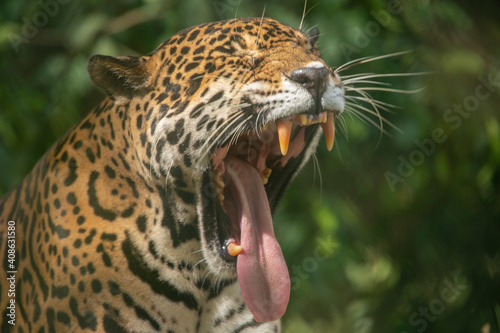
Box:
(0, 18), (347, 332)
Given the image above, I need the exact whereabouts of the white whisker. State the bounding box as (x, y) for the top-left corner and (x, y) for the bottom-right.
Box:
(255, 4), (267, 47)
(336, 114), (349, 141)
(228, 115), (252, 148)
(191, 258), (207, 272)
(311, 153), (322, 196)
(345, 101), (401, 135)
(335, 50), (413, 73)
(343, 79), (391, 86)
(200, 110), (246, 155)
(346, 95), (400, 114)
(233, 0), (242, 19)
(299, 0), (308, 31)
(342, 72), (433, 85)
(347, 87), (386, 145)
(255, 108), (265, 131)
(345, 105), (380, 131)
(340, 72), (375, 80)
(345, 86), (427, 94)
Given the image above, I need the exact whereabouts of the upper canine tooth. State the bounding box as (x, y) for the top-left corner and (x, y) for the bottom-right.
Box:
(298, 114), (308, 126)
(320, 114), (335, 151)
(276, 120), (292, 155)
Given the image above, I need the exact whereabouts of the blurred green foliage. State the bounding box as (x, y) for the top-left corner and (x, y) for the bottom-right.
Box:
(1, 0), (499, 332)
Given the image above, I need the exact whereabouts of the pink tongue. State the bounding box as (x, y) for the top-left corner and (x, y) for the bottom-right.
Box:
(224, 156), (290, 322)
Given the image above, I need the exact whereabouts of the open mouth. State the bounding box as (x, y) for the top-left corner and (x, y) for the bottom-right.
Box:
(207, 110), (335, 322)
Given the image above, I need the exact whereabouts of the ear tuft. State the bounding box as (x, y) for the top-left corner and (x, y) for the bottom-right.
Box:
(307, 27), (320, 45)
(87, 55), (152, 99)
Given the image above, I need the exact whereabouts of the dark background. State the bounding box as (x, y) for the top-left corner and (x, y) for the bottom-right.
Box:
(1, 0), (499, 332)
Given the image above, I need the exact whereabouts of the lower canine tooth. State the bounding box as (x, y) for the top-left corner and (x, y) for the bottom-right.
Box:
(320, 115), (335, 151)
(276, 120), (292, 155)
(227, 243), (242, 256)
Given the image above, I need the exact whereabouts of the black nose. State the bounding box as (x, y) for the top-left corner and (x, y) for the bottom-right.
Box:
(290, 66), (329, 112)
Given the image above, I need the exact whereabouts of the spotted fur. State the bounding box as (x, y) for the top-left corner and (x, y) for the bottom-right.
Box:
(0, 18), (344, 332)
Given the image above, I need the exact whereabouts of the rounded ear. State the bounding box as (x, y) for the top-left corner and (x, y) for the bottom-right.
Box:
(87, 55), (153, 100)
(307, 27), (320, 45)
